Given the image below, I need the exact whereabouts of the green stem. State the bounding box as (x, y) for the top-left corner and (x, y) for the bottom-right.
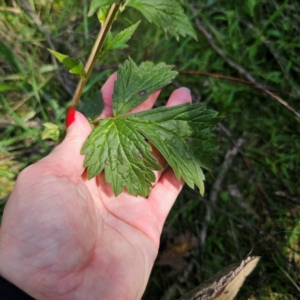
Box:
(71, 3), (120, 108)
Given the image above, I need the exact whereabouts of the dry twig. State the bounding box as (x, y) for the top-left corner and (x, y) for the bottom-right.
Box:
(200, 138), (244, 246)
(177, 256), (260, 300)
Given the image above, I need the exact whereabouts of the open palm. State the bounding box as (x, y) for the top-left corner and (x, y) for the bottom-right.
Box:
(0, 73), (191, 300)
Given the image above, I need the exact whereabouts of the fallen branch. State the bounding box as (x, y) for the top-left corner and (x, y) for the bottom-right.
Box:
(200, 138), (244, 246)
(177, 256), (260, 300)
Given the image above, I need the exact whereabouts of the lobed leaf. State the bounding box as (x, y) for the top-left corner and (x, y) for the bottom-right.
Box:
(81, 118), (162, 197)
(126, 103), (219, 195)
(127, 0), (197, 40)
(82, 102), (219, 197)
(113, 58), (177, 116)
(105, 21), (141, 51)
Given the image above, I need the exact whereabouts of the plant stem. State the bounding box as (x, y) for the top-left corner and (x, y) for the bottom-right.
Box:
(71, 3), (120, 108)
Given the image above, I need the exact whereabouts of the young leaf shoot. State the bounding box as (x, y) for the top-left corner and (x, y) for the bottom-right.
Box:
(105, 21), (141, 51)
(48, 49), (86, 78)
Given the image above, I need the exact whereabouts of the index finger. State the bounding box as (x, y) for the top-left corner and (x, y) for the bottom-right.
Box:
(99, 72), (117, 118)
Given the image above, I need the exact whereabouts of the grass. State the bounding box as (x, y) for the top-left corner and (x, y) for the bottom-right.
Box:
(1, 0), (300, 299)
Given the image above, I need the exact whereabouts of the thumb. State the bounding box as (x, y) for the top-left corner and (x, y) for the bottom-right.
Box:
(40, 107), (92, 182)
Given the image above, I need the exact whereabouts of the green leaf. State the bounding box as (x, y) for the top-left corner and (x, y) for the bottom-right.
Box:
(81, 118), (162, 197)
(97, 5), (110, 23)
(0, 83), (19, 92)
(127, 0), (197, 40)
(48, 49), (86, 78)
(88, 0), (117, 17)
(69, 60), (86, 77)
(82, 103), (219, 197)
(105, 21), (140, 51)
(81, 90), (104, 120)
(41, 122), (60, 141)
(113, 58), (177, 116)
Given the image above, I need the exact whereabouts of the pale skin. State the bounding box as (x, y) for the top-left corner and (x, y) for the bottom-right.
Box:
(0, 73), (192, 300)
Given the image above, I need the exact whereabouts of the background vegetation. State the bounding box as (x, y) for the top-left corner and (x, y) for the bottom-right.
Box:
(1, 0), (299, 299)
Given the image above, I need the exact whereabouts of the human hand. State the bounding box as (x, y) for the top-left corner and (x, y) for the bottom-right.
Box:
(0, 73), (191, 300)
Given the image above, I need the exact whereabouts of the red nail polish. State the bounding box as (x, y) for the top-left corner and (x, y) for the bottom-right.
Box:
(66, 106), (76, 128)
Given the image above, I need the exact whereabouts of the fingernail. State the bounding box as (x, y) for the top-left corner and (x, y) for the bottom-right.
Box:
(66, 106), (76, 128)
(181, 87), (191, 93)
